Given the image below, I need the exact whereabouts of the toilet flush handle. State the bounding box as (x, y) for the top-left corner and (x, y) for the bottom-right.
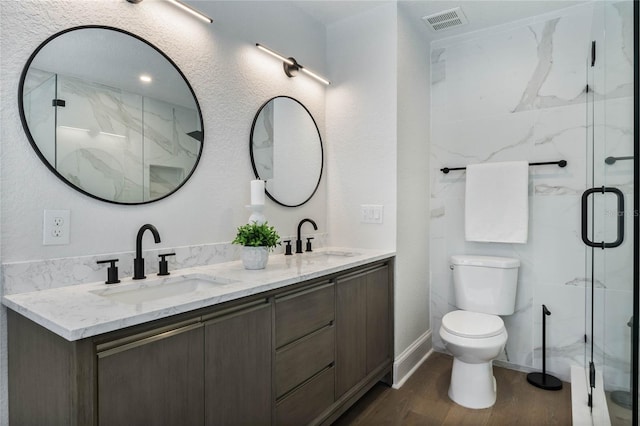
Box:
(450, 264), (454, 270)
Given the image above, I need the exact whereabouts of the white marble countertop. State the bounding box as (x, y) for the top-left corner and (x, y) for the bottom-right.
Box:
(3, 247), (394, 341)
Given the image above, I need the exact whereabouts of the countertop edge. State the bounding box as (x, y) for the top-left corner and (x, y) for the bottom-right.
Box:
(3, 249), (395, 341)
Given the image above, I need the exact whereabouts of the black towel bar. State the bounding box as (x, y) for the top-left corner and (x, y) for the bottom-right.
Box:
(440, 160), (567, 174)
(605, 156), (633, 165)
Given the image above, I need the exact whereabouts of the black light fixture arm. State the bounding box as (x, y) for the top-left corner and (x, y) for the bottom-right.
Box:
(284, 57), (301, 77)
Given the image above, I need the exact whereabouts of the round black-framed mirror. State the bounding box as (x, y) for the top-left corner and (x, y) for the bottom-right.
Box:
(250, 96), (323, 207)
(19, 25), (204, 205)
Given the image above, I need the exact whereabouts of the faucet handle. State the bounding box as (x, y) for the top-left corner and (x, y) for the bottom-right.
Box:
(97, 259), (121, 285)
(158, 253), (176, 276)
(283, 240), (292, 255)
(305, 237), (314, 252)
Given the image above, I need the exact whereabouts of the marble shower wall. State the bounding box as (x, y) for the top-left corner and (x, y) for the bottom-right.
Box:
(429, 1), (634, 388)
(24, 71), (200, 203)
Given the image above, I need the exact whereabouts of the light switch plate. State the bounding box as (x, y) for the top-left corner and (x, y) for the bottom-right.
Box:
(360, 204), (384, 224)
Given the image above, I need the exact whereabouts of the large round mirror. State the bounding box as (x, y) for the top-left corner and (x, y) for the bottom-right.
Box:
(19, 26), (204, 204)
(250, 96), (323, 207)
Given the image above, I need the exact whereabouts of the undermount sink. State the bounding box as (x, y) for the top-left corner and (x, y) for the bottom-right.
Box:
(91, 274), (237, 305)
(306, 250), (360, 259)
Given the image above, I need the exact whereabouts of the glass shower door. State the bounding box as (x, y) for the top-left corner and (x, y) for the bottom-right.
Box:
(584, 1), (635, 424)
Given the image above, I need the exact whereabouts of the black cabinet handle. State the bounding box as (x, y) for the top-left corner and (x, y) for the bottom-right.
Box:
(97, 259), (120, 284)
(158, 253), (176, 276)
(581, 186), (624, 249)
(283, 240), (292, 256)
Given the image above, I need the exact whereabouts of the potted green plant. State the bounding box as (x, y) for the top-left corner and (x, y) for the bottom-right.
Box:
(232, 221), (280, 270)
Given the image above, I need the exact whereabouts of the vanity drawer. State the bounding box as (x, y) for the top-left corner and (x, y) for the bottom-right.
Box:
(275, 365), (335, 426)
(275, 324), (334, 398)
(275, 281), (334, 348)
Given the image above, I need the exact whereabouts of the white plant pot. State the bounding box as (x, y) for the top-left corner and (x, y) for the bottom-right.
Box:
(242, 246), (269, 270)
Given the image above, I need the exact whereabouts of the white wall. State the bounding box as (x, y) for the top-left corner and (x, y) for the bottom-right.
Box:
(325, 2), (397, 250)
(395, 3), (431, 358)
(0, 1), (327, 423)
(325, 1), (434, 380)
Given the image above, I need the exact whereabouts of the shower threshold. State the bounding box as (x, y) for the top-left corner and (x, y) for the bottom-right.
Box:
(571, 365), (611, 426)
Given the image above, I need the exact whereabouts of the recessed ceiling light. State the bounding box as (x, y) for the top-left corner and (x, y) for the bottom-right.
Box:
(139, 74), (152, 83)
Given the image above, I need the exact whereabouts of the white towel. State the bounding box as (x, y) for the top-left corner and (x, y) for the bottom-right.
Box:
(465, 161), (529, 244)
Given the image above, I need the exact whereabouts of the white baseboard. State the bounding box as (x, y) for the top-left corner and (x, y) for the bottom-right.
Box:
(571, 365), (611, 426)
(392, 329), (432, 389)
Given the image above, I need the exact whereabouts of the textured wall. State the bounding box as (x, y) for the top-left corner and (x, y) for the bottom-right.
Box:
(325, 3), (398, 250)
(0, 1), (327, 423)
(1, 0), (327, 263)
(395, 4), (431, 358)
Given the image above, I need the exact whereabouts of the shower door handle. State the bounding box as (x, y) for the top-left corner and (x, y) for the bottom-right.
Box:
(581, 186), (624, 249)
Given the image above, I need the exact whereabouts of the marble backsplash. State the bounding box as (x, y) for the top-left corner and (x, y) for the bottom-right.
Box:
(2, 233), (327, 295)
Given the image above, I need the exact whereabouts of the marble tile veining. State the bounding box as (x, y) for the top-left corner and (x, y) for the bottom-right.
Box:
(429, 0), (634, 391)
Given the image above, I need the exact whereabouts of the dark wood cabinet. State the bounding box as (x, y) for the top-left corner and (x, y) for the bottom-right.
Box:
(275, 366), (335, 426)
(7, 259), (394, 426)
(275, 280), (335, 348)
(204, 301), (272, 426)
(365, 265), (392, 373)
(336, 264), (392, 399)
(274, 282), (336, 425)
(97, 321), (205, 426)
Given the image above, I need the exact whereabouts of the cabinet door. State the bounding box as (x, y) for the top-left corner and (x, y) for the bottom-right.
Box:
(97, 322), (204, 426)
(204, 301), (272, 426)
(336, 271), (367, 398)
(366, 264), (391, 373)
(336, 264), (391, 398)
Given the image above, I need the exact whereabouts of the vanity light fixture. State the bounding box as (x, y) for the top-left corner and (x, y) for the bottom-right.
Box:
(256, 43), (330, 85)
(167, 0), (213, 23)
(126, 0), (213, 24)
(139, 74), (152, 83)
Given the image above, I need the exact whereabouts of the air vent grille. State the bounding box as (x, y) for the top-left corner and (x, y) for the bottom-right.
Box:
(422, 7), (468, 32)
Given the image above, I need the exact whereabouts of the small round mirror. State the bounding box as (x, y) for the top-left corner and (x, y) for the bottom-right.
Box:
(19, 26), (204, 204)
(250, 96), (323, 207)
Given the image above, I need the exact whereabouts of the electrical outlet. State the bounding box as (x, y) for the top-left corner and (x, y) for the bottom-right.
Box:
(43, 209), (70, 245)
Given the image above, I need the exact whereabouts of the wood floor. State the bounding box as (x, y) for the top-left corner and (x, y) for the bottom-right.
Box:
(333, 352), (572, 425)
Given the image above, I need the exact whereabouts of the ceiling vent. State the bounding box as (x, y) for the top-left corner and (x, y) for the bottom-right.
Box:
(422, 7), (468, 32)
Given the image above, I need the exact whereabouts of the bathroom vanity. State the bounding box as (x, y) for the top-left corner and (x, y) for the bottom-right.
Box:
(4, 249), (394, 426)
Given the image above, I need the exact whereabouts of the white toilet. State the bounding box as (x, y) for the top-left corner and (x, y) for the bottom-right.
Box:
(439, 255), (520, 409)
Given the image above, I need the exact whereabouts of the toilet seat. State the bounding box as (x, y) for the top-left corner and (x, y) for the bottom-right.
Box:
(442, 310), (505, 339)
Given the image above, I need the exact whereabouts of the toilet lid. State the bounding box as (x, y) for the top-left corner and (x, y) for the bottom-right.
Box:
(442, 310), (505, 338)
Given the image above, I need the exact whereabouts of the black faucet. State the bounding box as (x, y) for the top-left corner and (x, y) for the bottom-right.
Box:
(296, 218), (318, 254)
(133, 224), (161, 279)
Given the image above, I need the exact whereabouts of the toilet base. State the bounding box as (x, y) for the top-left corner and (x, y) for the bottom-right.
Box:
(448, 357), (497, 409)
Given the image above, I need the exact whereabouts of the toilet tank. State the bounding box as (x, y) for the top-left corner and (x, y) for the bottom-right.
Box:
(451, 255), (520, 315)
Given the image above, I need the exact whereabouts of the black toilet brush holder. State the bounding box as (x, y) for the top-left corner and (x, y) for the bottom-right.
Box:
(527, 304), (563, 390)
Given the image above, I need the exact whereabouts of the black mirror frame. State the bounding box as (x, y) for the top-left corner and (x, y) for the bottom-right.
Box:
(18, 25), (205, 205)
(249, 96), (324, 208)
